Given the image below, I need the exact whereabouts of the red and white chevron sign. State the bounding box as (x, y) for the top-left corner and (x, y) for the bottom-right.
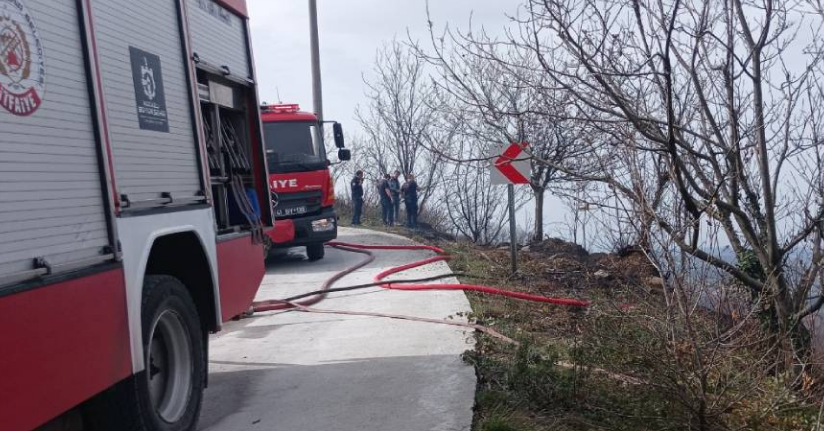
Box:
(490, 142), (531, 185)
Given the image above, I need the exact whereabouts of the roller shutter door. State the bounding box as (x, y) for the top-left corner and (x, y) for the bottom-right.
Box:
(91, 0), (203, 205)
(187, 0), (250, 80)
(0, 0), (111, 280)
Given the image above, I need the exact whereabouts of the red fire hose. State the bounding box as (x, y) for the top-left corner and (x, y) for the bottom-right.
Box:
(251, 240), (590, 313)
(251, 243), (375, 312)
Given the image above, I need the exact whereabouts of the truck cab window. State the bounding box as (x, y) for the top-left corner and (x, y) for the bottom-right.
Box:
(264, 121), (327, 172)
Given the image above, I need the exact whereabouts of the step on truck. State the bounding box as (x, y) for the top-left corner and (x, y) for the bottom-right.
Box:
(0, 0), (272, 430)
(261, 103), (350, 261)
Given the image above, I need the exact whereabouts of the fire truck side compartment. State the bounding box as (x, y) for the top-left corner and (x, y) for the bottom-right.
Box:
(0, 0), (112, 282)
(186, 0), (252, 80)
(90, 0), (204, 206)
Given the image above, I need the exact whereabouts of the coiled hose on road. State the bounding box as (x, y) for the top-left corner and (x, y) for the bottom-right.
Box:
(251, 241), (590, 314)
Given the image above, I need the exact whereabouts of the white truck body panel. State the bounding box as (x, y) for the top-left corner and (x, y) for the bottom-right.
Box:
(187, 0), (251, 80)
(0, 0), (111, 280)
(90, 0), (203, 204)
(116, 208), (219, 371)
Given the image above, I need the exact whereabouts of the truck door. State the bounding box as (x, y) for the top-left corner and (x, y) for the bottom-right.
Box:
(0, 0), (115, 284)
(90, 0), (205, 209)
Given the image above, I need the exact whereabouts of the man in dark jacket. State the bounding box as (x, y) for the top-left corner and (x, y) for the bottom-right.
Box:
(402, 173), (419, 228)
(389, 170), (401, 224)
(350, 170), (364, 225)
(377, 173), (394, 225)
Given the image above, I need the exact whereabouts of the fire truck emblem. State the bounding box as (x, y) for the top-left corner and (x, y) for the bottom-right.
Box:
(0, 0), (45, 116)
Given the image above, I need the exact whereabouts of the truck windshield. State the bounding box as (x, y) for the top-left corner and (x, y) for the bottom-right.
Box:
(263, 121), (327, 173)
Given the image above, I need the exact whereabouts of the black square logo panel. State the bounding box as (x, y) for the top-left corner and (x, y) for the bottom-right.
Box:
(129, 47), (169, 133)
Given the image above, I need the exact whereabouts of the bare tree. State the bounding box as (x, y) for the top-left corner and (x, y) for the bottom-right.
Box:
(482, 0), (824, 362)
(436, 115), (531, 244)
(402, 0), (824, 364)
(413, 18), (592, 242)
(441, 162), (510, 244)
(356, 39), (447, 214)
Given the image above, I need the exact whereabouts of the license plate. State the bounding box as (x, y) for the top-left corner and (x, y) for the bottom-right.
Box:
(276, 206), (307, 217)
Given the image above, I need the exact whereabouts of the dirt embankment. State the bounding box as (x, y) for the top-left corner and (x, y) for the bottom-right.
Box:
(510, 238), (663, 296)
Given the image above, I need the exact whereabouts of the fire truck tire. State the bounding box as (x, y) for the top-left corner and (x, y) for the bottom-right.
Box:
(84, 275), (205, 431)
(306, 243), (325, 261)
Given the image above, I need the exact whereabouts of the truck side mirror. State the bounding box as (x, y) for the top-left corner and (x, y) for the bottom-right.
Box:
(333, 123), (345, 148)
(338, 148), (351, 161)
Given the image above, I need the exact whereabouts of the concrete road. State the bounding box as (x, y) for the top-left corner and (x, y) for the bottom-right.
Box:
(199, 227), (476, 431)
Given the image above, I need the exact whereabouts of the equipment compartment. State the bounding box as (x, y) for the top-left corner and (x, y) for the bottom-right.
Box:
(0, 0), (113, 284)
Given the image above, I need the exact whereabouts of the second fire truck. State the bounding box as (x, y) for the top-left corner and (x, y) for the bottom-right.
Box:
(261, 103), (349, 261)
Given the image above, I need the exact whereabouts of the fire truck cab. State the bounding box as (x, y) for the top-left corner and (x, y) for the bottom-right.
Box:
(0, 0), (270, 430)
(261, 103), (349, 261)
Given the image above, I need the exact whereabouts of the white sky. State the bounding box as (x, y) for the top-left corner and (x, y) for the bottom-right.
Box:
(245, 0), (581, 244)
(247, 0), (520, 130)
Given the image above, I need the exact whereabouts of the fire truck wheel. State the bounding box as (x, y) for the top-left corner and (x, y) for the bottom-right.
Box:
(84, 275), (205, 431)
(306, 243), (325, 261)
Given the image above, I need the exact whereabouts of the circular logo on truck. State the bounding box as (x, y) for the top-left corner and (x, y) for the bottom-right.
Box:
(140, 58), (157, 100)
(0, 0), (45, 116)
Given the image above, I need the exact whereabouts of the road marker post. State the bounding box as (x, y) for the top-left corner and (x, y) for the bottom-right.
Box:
(490, 142), (531, 274)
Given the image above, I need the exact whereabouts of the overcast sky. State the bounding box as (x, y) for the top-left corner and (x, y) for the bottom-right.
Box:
(246, 0), (579, 243)
(247, 0), (520, 131)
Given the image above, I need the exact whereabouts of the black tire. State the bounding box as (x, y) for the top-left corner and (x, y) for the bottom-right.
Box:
(306, 243), (325, 261)
(84, 275), (205, 431)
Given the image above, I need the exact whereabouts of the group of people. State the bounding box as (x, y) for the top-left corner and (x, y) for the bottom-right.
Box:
(350, 170), (419, 228)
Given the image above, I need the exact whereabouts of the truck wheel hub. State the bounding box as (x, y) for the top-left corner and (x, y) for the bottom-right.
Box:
(147, 310), (192, 423)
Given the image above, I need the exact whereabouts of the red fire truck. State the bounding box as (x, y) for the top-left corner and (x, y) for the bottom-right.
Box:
(261, 104), (349, 261)
(0, 0), (270, 430)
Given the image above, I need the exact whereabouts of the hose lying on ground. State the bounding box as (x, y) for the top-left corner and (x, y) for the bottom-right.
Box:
(333, 241), (590, 307)
(251, 243), (374, 312)
(248, 240), (592, 344)
(281, 272), (473, 302)
(251, 241), (590, 313)
(287, 301), (519, 345)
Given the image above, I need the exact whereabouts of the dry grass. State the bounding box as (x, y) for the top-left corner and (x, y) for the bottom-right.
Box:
(440, 240), (824, 431)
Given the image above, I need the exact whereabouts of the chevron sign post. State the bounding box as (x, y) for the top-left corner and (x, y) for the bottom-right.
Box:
(490, 142), (531, 185)
(489, 142), (531, 274)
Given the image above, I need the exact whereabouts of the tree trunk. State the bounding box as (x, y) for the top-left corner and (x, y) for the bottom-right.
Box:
(533, 186), (545, 243)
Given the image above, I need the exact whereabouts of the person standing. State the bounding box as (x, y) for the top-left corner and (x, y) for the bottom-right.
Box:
(389, 170), (401, 224)
(377, 173), (394, 226)
(350, 170), (364, 225)
(403, 173), (419, 228)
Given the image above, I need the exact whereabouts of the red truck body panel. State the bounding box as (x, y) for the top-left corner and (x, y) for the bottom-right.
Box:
(268, 169), (335, 244)
(270, 169), (330, 194)
(261, 110), (319, 123)
(217, 236), (266, 322)
(0, 269), (131, 431)
(271, 220), (297, 244)
(215, 0), (248, 17)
